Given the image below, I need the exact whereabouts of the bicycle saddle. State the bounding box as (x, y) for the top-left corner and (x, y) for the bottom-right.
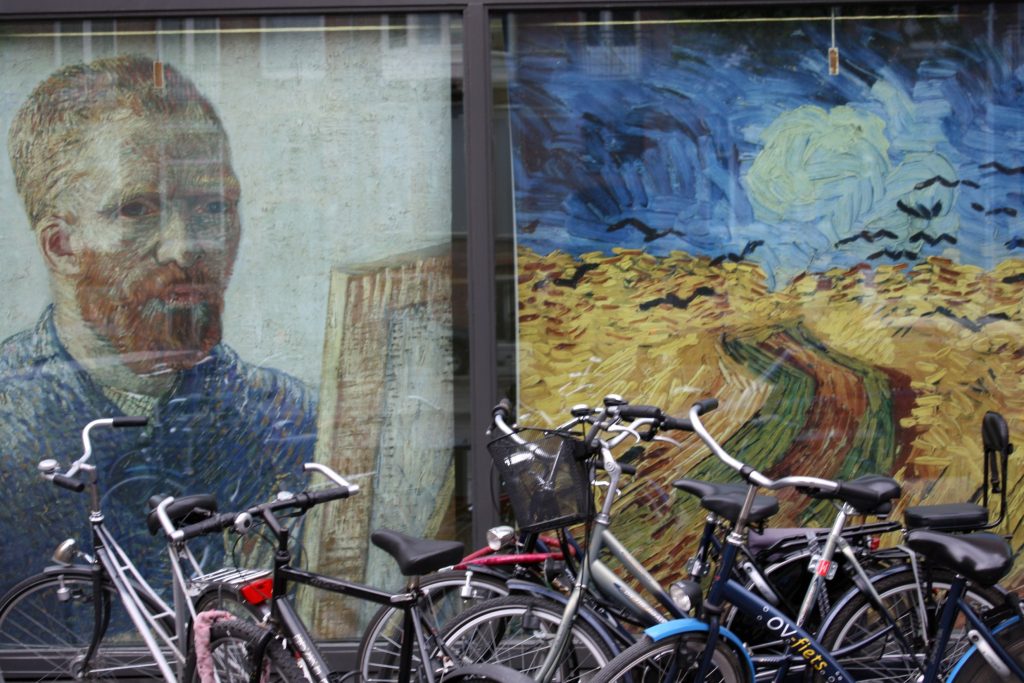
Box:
(904, 503), (989, 532)
(800, 474), (901, 515)
(371, 528), (465, 576)
(145, 493), (218, 536)
(673, 478), (780, 524)
(906, 529), (1012, 586)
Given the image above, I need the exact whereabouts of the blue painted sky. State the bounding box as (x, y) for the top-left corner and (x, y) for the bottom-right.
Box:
(506, 8), (1024, 287)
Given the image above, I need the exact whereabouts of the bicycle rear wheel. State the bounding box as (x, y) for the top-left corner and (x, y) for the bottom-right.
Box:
(950, 621), (1024, 682)
(0, 568), (170, 681)
(184, 618), (304, 683)
(439, 595), (615, 683)
(359, 570), (509, 683)
(815, 568), (1003, 683)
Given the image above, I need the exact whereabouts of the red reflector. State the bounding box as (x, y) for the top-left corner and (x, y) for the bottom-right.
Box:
(240, 578), (274, 605)
(816, 560), (831, 577)
(868, 535), (880, 551)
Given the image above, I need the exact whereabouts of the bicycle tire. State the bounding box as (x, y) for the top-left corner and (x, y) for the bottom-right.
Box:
(814, 568), (1003, 683)
(950, 621), (1024, 682)
(588, 632), (748, 683)
(183, 617), (304, 683)
(438, 595), (615, 683)
(439, 662), (536, 683)
(359, 570), (510, 683)
(0, 567), (171, 681)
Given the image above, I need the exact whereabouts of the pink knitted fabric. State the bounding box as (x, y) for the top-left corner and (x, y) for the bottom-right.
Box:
(193, 610), (270, 683)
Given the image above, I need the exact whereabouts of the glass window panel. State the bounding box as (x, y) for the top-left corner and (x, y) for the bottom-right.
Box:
(494, 3), (1024, 587)
(0, 12), (465, 641)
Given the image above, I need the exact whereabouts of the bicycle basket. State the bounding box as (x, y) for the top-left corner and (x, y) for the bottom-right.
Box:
(487, 428), (593, 533)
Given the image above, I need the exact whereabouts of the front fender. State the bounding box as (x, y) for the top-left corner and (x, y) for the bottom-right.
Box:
(645, 619), (755, 682)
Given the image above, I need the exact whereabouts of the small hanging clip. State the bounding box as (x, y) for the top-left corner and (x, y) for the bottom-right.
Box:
(828, 8), (840, 76)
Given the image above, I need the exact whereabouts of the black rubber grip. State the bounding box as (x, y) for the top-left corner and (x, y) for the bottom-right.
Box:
(492, 399), (514, 422)
(112, 416), (148, 428)
(694, 398), (719, 415)
(178, 512), (237, 541)
(305, 485), (355, 507)
(661, 416), (694, 432)
(52, 474), (85, 492)
(619, 404), (663, 420)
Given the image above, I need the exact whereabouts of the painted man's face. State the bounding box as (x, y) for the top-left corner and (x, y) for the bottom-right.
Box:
(60, 115), (241, 375)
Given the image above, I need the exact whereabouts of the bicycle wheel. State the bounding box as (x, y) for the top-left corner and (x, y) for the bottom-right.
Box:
(439, 663), (536, 683)
(438, 595), (615, 683)
(950, 621), (1024, 682)
(588, 632), (747, 683)
(359, 570), (509, 683)
(815, 568), (1003, 683)
(183, 617), (304, 683)
(0, 568), (170, 681)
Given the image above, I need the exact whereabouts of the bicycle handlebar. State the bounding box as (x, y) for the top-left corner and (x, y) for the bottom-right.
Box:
(169, 461), (360, 542)
(39, 416), (149, 491)
(687, 400), (839, 494)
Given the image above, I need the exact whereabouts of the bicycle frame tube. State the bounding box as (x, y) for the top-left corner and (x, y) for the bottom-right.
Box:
(273, 595), (332, 683)
(947, 614), (1024, 682)
(593, 529), (682, 620)
(719, 578), (853, 681)
(94, 544), (178, 681)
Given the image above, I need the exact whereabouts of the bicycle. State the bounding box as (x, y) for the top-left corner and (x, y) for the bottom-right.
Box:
(359, 529), (577, 683)
(0, 417), (267, 681)
(173, 460), (535, 683)
(590, 398), (1024, 683)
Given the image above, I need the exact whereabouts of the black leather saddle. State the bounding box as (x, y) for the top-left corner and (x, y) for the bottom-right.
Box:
(371, 528), (465, 576)
(905, 529), (1013, 586)
(802, 474), (901, 515)
(673, 478), (780, 524)
(145, 493), (218, 536)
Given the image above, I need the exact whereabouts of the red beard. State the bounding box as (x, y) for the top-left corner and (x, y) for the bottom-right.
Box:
(75, 252), (226, 375)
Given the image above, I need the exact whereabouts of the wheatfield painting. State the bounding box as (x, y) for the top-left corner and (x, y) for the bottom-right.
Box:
(505, 7), (1024, 585)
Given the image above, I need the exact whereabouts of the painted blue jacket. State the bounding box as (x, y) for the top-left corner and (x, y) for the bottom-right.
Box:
(0, 306), (318, 595)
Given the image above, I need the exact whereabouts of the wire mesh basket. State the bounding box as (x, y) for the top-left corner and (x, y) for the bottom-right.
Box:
(487, 428), (593, 533)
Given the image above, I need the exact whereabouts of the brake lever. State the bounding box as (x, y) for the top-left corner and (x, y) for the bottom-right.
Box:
(652, 434), (683, 448)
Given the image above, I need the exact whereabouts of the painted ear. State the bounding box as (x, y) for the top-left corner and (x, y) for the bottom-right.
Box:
(38, 218), (81, 276)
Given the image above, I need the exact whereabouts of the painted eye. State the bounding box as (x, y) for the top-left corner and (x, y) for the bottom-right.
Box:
(118, 199), (159, 218)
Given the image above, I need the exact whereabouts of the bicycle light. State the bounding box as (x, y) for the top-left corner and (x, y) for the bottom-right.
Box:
(670, 580), (703, 615)
(51, 539), (77, 565)
(486, 525), (515, 551)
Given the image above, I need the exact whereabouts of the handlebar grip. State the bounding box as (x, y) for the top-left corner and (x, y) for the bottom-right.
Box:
(492, 399), (514, 422)
(693, 398), (719, 415)
(305, 484), (357, 507)
(661, 416), (694, 432)
(112, 416), (148, 428)
(619, 463), (638, 476)
(619, 404), (664, 420)
(52, 474), (85, 492)
(178, 512), (237, 541)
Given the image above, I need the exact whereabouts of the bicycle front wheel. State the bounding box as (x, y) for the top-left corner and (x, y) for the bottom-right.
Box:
(184, 618), (305, 683)
(439, 595), (615, 683)
(0, 568), (170, 681)
(589, 633), (748, 683)
(359, 570), (510, 683)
